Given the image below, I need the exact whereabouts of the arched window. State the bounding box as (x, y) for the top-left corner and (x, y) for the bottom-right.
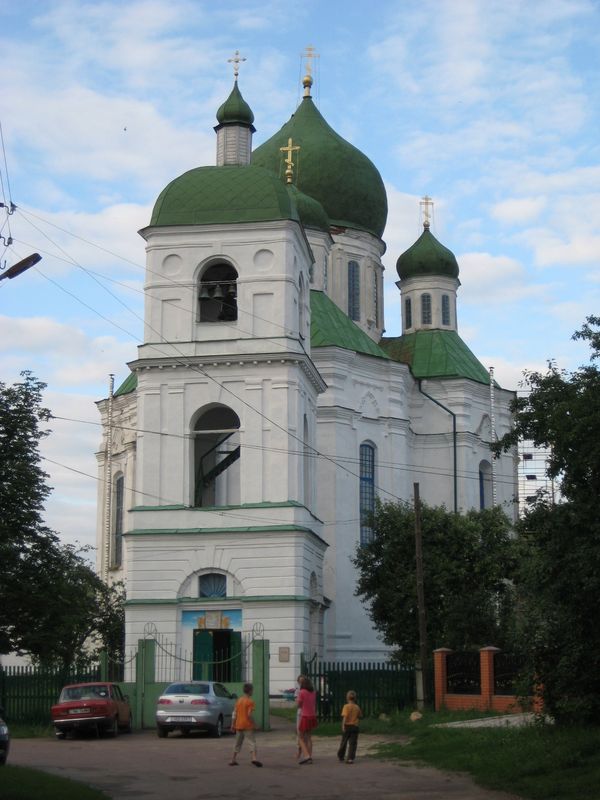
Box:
(360, 442), (376, 545)
(112, 474), (124, 568)
(479, 460), (492, 509)
(348, 260), (360, 321)
(193, 405), (240, 507)
(442, 294), (450, 326)
(421, 293), (432, 325)
(198, 262), (238, 322)
(405, 297), (412, 329)
(199, 573), (227, 598)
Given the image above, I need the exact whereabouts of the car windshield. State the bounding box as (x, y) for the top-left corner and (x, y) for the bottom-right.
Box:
(164, 683), (209, 695)
(59, 685), (110, 702)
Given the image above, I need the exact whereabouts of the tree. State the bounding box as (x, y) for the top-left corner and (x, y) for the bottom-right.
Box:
(0, 372), (125, 670)
(353, 500), (516, 659)
(494, 316), (600, 725)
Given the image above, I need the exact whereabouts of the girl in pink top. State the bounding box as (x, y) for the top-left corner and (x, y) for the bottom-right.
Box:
(296, 676), (317, 764)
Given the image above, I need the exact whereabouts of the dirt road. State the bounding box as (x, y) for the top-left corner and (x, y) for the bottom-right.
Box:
(9, 716), (521, 799)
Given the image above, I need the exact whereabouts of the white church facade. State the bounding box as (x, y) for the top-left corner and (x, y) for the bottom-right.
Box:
(95, 63), (517, 689)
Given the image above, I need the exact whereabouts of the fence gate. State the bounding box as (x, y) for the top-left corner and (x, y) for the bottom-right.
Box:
(300, 657), (416, 720)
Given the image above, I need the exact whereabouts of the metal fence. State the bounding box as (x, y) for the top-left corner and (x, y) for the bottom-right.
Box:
(0, 665), (101, 724)
(300, 657), (416, 720)
(493, 652), (525, 696)
(446, 652), (481, 695)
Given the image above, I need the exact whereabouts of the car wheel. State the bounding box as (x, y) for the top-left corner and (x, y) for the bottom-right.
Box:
(211, 716), (223, 738)
(122, 714), (132, 734)
(107, 716), (119, 737)
(157, 725), (168, 738)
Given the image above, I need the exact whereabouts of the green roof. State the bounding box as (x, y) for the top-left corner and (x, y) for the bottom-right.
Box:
(310, 290), (389, 359)
(380, 330), (491, 384)
(114, 371), (137, 397)
(150, 165), (300, 227)
(252, 97), (387, 239)
(396, 226), (460, 281)
(216, 81), (255, 127)
(287, 184), (329, 232)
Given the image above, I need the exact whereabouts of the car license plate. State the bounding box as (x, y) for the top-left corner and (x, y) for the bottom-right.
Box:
(69, 708), (90, 714)
(168, 716), (195, 722)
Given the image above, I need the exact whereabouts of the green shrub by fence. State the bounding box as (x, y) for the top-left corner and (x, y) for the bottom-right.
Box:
(300, 658), (417, 720)
(0, 665), (101, 724)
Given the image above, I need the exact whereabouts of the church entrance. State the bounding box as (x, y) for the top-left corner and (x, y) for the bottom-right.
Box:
(193, 629), (242, 682)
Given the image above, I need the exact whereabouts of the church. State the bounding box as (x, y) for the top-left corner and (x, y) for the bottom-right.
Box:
(95, 54), (518, 689)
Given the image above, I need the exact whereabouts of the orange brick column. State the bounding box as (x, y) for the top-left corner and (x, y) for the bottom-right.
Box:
(480, 646), (500, 711)
(433, 648), (452, 711)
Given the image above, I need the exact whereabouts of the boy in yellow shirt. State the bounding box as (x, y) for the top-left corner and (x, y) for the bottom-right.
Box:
(337, 690), (362, 764)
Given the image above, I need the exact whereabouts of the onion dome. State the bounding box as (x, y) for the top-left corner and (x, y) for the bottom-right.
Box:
(216, 81), (255, 128)
(286, 184), (329, 233)
(396, 224), (459, 281)
(252, 96), (387, 239)
(150, 165), (299, 227)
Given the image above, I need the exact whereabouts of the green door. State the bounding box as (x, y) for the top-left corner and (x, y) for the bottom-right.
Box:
(193, 630), (213, 680)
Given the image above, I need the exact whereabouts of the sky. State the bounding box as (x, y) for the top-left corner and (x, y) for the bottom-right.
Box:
(1, 0), (599, 552)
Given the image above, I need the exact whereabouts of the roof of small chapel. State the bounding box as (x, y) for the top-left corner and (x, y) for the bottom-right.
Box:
(252, 96), (387, 239)
(396, 226), (460, 281)
(380, 329), (491, 384)
(150, 165), (301, 227)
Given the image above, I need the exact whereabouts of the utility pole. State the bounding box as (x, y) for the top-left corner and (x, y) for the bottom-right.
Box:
(414, 482), (428, 708)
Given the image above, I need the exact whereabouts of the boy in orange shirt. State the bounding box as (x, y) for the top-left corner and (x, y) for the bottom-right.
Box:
(337, 690), (362, 764)
(229, 683), (263, 767)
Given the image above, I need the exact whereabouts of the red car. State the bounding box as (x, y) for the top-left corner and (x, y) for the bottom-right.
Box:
(51, 682), (132, 738)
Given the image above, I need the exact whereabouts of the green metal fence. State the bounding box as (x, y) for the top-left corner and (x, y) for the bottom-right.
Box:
(0, 665), (101, 724)
(300, 657), (417, 720)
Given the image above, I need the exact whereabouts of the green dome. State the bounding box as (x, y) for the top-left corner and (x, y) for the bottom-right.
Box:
(286, 184), (329, 233)
(216, 81), (255, 127)
(252, 97), (387, 239)
(396, 226), (459, 281)
(150, 165), (300, 227)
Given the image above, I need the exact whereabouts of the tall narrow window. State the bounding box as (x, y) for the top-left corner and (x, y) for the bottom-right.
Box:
(303, 415), (310, 508)
(479, 460), (492, 509)
(299, 273), (306, 339)
(323, 256), (328, 291)
(360, 442), (375, 545)
(421, 293), (432, 325)
(373, 268), (379, 327)
(442, 294), (450, 326)
(113, 475), (124, 568)
(198, 262), (238, 322)
(193, 405), (241, 507)
(348, 260), (360, 321)
(405, 297), (412, 329)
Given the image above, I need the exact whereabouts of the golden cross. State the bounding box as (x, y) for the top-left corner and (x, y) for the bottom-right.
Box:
(280, 137), (301, 184)
(301, 45), (319, 97)
(420, 195), (434, 228)
(228, 50), (246, 80)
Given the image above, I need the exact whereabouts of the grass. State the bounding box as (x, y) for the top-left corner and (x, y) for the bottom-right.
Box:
(272, 706), (600, 799)
(0, 765), (109, 800)
(8, 722), (54, 739)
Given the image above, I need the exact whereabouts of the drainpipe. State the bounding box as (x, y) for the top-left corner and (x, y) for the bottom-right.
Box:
(417, 380), (458, 513)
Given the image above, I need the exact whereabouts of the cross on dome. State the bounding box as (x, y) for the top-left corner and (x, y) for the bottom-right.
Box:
(280, 137), (301, 184)
(301, 45), (319, 97)
(420, 195), (434, 228)
(228, 50), (246, 80)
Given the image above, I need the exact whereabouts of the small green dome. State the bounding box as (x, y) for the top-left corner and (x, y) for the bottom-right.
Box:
(252, 97), (387, 239)
(216, 81), (255, 126)
(286, 184), (329, 233)
(150, 165), (299, 227)
(396, 226), (459, 281)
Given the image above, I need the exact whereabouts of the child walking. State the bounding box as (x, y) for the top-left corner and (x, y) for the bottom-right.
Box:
(337, 690), (362, 764)
(229, 683), (263, 767)
(296, 675), (318, 764)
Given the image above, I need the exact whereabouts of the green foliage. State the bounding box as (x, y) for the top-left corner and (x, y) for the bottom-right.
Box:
(0, 372), (125, 671)
(495, 317), (600, 726)
(353, 501), (516, 658)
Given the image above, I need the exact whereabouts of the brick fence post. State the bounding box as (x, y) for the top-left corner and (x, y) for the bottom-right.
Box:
(480, 646), (500, 711)
(433, 648), (452, 711)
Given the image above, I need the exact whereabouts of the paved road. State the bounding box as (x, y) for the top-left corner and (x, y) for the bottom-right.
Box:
(10, 717), (522, 799)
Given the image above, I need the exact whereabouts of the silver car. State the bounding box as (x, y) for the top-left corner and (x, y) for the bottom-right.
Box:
(155, 681), (236, 738)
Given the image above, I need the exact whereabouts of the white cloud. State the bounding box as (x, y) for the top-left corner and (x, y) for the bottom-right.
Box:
(491, 197), (547, 225)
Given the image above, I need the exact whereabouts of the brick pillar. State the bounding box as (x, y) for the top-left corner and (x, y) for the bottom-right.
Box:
(433, 648), (452, 711)
(480, 646), (500, 711)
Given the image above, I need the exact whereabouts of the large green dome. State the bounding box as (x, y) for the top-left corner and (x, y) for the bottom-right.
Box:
(252, 97), (387, 239)
(286, 184), (329, 233)
(150, 165), (300, 227)
(396, 226), (460, 281)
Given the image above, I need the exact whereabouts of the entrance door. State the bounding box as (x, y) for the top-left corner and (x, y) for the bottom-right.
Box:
(193, 629), (242, 681)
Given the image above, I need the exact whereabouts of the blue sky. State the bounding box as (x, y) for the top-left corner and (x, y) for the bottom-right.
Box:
(1, 0), (599, 549)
